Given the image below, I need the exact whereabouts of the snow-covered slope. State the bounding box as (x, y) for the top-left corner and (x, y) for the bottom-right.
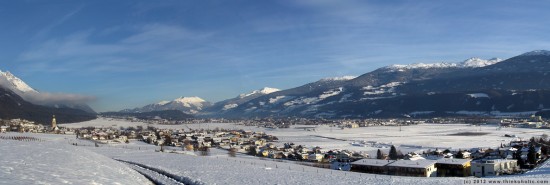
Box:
(319, 76), (357, 82)
(172, 96), (208, 108)
(385, 57), (502, 71)
(239, 87), (280, 98)
(205, 87), (281, 112)
(0, 134), (151, 185)
(0, 70), (37, 93)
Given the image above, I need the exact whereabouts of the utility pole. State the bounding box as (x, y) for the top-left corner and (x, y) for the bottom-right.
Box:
(399, 123), (402, 132)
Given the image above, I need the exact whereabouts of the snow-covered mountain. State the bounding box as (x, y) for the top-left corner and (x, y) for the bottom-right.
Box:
(0, 70), (37, 94)
(208, 51), (550, 118)
(124, 96), (212, 114)
(118, 50), (550, 119)
(0, 70), (96, 113)
(384, 57), (502, 71)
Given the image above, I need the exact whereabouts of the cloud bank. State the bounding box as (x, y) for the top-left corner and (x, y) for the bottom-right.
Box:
(19, 91), (96, 106)
(0, 76), (95, 107)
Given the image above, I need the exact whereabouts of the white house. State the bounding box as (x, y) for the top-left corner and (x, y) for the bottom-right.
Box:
(0, 126), (8, 133)
(461, 151), (472, 159)
(308, 153), (324, 162)
(471, 159), (518, 177)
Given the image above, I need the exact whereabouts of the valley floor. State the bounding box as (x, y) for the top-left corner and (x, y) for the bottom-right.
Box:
(3, 121), (550, 184)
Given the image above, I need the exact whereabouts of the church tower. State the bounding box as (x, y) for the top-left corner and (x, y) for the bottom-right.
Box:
(52, 115), (58, 131)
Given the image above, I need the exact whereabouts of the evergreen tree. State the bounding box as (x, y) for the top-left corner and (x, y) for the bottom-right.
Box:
(528, 144), (537, 167)
(515, 148), (525, 168)
(389, 145), (398, 160)
(376, 149), (384, 159)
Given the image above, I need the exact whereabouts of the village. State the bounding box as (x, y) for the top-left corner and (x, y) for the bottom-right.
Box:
(1, 116), (549, 179)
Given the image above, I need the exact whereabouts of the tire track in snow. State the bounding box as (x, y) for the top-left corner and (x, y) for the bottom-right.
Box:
(115, 159), (204, 185)
(125, 162), (183, 185)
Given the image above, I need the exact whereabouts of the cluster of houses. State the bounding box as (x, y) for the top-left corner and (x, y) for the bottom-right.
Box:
(76, 127), (129, 143)
(494, 116), (548, 128)
(73, 126), (281, 152)
(102, 116), (485, 130)
(139, 128), (280, 151)
(1, 119), (45, 133)
(0, 117), (77, 134)
(246, 142), (370, 163)
(343, 138), (547, 178)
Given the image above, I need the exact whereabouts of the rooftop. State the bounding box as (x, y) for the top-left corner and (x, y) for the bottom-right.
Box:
(387, 160), (436, 168)
(436, 158), (471, 165)
(472, 159), (517, 164)
(351, 159), (396, 167)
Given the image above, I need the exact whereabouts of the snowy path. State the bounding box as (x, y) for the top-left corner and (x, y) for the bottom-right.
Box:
(118, 160), (186, 185)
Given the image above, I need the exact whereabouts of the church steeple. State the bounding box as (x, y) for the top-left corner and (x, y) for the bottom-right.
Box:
(52, 115), (58, 131)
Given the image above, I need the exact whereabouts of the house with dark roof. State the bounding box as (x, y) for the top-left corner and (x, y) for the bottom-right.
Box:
(386, 160), (437, 177)
(351, 159), (395, 174)
(436, 158), (471, 177)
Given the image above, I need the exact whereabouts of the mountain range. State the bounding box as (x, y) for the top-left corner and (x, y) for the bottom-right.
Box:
(4, 50), (550, 122)
(121, 96), (212, 114)
(121, 50), (550, 119)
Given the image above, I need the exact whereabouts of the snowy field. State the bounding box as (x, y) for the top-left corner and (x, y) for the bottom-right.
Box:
(0, 133), (151, 185)
(2, 131), (550, 184)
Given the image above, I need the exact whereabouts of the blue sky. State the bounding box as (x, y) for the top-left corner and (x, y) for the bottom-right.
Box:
(1, 0), (550, 112)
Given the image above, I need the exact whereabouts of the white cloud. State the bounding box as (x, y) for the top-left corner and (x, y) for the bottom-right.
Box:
(19, 91), (96, 106)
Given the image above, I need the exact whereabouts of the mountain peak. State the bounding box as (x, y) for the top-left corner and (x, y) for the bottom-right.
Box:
(174, 96), (206, 103)
(520, 50), (550, 56)
(258, 87), (280, 94)
(0, 70), (37, 93)
(460, 57), (503, 68)
(239, 87), (280, 98)
(127, 96), (209, 114)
